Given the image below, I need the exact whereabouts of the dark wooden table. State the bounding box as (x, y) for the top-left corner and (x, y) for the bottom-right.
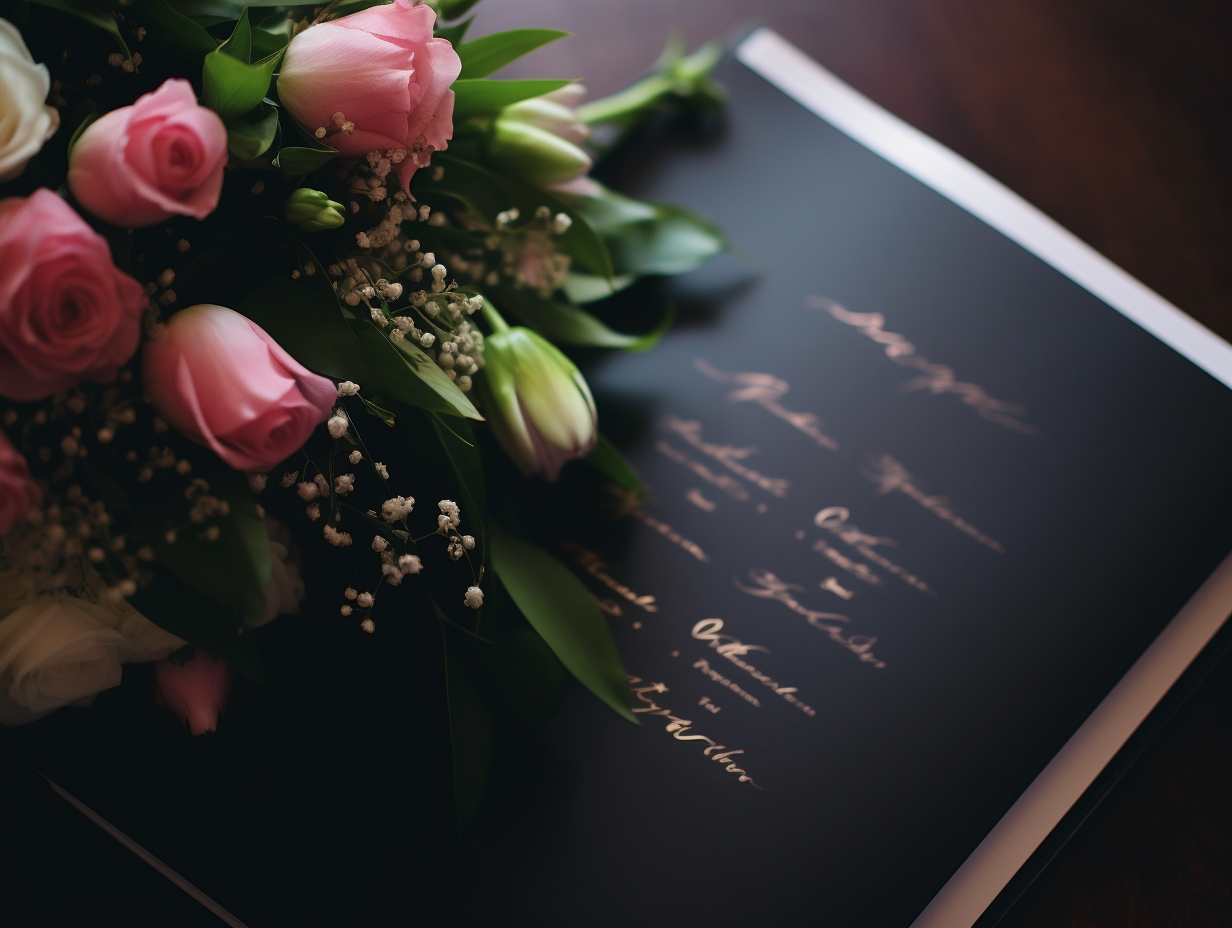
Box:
(475, 1), (1232, 924)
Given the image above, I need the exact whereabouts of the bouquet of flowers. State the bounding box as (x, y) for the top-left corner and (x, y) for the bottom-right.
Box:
(0, 0), (723, 818)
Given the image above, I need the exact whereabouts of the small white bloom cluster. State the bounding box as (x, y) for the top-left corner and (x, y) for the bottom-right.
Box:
(336, 381), (360, 397)
(445, 205), (574, 296)
(381, 495), (415, 522)
(464, 586), (484, 609)
(323, 524), (352, 547)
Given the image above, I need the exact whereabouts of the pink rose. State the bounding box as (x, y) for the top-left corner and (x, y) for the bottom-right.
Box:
(142, 305), (336, 472)
(0, 189), (147, 401)
(67, 79), (227, 228)
(0, 430), (40, 538)
(277, 0), (461, 191)
(153, 651), (232, 736)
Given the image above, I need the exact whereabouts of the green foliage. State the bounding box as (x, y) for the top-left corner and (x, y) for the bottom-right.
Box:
(272, 145), (339, 176)
(492, 287), (665, 350)
(456, 29), (568, 80)
(426, 0), (482, 22)
(424, 154), (613, 278)
(132, 0), (218, 66)
(443, 629), (494, 831)
(353, 324), (483, 420)
(475, 626), (566, 722)
(586, 434), (646, 496)
(225, 103), (280, 160)
(202, 9), (284, 120)
(28, 0), (130, 57)
(452, 79), (571, 121)
(490, 523), (636, 723)
(577, 38), (725, 128)
(434, 15), (473, 46)
(235, 274), (372, 380)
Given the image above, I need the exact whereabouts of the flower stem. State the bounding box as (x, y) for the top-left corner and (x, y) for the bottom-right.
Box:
(481, 297), (511, 334)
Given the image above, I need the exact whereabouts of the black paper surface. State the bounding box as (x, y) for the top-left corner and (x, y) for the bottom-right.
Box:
(5, 50), (1232, 928)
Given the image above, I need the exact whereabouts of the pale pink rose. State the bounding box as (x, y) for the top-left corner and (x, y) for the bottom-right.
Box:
(67, 78), (227, 228)
(0, 189), (147, 401)
(277, 0), (461, 191)
(142, 305), (336, 472)
(0, 429), (40, 538)
(153, 651), (232, 736)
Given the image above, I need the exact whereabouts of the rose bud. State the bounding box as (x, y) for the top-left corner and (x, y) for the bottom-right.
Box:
(0, 19), (60, 182)
(153, 650), (232, 736)
(284, 187), (346, 232)
(479, 322), (597, 482)
(0, 188), (146, 401)
(277, 0), (461, 192)
(67, 78), (227, 229)
(0, 429), (40, 539)
(142, 305), (336, 472)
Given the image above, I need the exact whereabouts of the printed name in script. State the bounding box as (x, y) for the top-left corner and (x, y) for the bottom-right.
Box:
(692, 618), (816, 716)
(811, 506), (934, 596)
(861, 455), (1004, 554)
(661, 416), (790, 498)
(694, 358), (839, 451)
(628, 676), (763, 789)
(607, 487), (711, 563)
(735, 569), (886, 668)
(812, 296), (1038, 437)
(564, 542), (658, 613)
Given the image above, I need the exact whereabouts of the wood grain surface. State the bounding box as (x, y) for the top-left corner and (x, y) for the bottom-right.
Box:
(471, 1), (1232, 924)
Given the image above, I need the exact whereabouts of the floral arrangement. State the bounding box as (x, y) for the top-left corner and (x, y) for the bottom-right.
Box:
(0, 0), (723, 815)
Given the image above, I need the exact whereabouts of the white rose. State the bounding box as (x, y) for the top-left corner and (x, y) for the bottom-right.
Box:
(0, 595), (186, 726)
(245, 516), (306, 629)
(0, 18), (60, 183)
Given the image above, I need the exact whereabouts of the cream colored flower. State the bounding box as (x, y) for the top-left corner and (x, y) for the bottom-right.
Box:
(0, 19), (60, 183)
(0, 595), (185, 726)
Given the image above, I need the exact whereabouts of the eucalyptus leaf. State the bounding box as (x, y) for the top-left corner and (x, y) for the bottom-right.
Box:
(451, 79), (571, 121)
(272, 145), (339, 176)
(225, 104), (279, 159)
(456, 29), (569, 80)
(353, 324), (483, 420)
(586, 434), (645, 496)
(490, 523), (636, 723)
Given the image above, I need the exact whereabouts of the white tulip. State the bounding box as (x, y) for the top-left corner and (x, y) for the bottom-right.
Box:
(0, 19), (60, 183)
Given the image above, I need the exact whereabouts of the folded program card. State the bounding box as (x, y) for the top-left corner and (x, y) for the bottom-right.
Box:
(457, 29), (1232, 927)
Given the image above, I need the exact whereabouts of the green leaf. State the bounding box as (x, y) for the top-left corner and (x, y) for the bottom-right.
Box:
(456, 29), (569, 80)
(586, 434), (645, 496)
(235, 273), (373, 381)
(490, 523), (636, 723)
(451, 79), (571, 121)
(607, 204), (726, 276)
(476, 627), (566, 723)
(494, 287), (668, 350)
(428, 0), (482, 21)
(271, 145), (338, 176)
(29, 0), (131, 58)
(168, 0), (246, 25)
(203, 38), (283, 120)
(128, 569), (266, 683)
(443, 629), (494, 831)
(65, 102), (99, 158)
(133, 0), (218, 65)
(353, 324), (483, 420)
(562, 272), (635, 304)
(218, 4), (252, 60)
(225, 104), (279, 159)
(434, 15), (473, 46)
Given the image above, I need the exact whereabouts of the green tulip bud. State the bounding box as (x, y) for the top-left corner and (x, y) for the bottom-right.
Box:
(489, 115), (593, 188)
(284, 188), (345, 233)
(480, 324), (597, 481)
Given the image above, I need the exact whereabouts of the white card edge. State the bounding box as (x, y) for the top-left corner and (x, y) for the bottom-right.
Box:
(734, 26), (1232, 928)
(736, 27), (1232, 391)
